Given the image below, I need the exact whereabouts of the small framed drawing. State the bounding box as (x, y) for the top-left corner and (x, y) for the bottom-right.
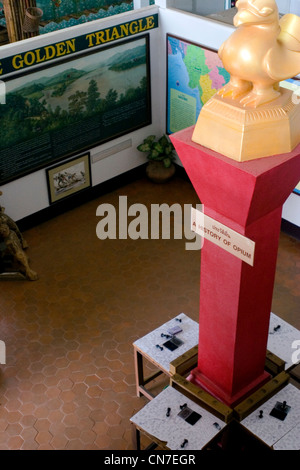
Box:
(46, 152), (91, 204)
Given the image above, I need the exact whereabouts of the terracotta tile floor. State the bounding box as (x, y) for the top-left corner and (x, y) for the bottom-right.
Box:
(0, 175), (299, 450)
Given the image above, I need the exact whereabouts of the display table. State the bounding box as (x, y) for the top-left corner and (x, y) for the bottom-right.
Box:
(241, 383), (300, 450)
(133, 311), (299, 400)
(130, 386), (226, 450)
(273, 423), (300, 450)
(132, 314), (300, 450)
(133, 313), (198, 400)
(267, 313), (300, 371)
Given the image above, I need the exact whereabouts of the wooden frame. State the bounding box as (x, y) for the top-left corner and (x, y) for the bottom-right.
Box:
(168, 345), (288, 423)
(133, 346), (168, 401)
(169, 347), (234, 424)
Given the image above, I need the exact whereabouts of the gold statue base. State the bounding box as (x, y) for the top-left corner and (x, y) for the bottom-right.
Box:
(192, 87), (300, 162)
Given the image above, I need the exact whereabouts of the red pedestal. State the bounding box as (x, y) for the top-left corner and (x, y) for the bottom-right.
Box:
(170, 126), (300, 407)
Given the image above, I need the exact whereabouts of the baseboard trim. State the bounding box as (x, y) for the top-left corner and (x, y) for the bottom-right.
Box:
(17, 164), (147, 232)
(281, 218), (300, 241)
(15, 164), (300, 242)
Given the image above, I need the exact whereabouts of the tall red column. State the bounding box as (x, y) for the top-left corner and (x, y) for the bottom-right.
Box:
(171, 126), (300, 407)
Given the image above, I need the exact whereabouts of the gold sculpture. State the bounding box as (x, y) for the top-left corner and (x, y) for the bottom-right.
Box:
(192, 0), (300, 161)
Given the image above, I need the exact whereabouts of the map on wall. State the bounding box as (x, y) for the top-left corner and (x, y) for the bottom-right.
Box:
(167, 34), (300, 197)
(166, 34), (230, 135)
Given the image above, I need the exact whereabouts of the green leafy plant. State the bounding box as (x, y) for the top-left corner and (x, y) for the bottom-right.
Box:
(137, 135), (176, 169)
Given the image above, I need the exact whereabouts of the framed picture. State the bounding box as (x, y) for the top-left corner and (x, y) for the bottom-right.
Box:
(46, 152), (91, 204)
(166, 34), (230, 135)
(0, 33), (151, 185)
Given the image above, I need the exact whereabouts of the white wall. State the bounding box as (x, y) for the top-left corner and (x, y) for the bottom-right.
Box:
(283, 194), (300, 227)
(277, 0), (300, 14)
(133, 0), (151, 8)
(166, 0), (226, 15)
(0, 5), (162, 221)
(161, 0), (300, 15)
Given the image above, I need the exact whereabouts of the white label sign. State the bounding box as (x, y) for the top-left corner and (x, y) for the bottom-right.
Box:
(191, 208), (255, 266)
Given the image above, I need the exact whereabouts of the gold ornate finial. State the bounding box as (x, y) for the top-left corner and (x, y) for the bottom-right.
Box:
(192, 0), (300, 161)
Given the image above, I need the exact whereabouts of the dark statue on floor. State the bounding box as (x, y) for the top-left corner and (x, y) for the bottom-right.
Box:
(0, 191), (38, 281)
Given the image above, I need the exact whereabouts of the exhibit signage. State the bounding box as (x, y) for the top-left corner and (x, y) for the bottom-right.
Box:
(0, 14), (158, 77)
(0, 34), (152, 185)
(191, 207), (255, 266)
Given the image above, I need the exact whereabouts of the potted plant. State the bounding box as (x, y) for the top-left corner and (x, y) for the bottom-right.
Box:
(137, 134), (176, 183)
